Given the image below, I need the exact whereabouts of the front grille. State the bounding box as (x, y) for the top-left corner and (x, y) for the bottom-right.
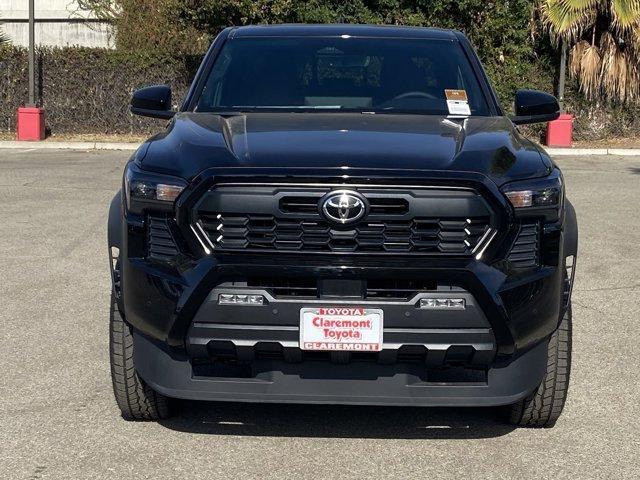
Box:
(198, 214), (490, 254)
(147, 216), (179, 261)
(508, 222), (540, 268)
(280, 195), (409, 216)
(194, 184), (495, 255)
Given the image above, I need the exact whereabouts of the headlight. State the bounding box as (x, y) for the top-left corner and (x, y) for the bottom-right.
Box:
(501, 169), (563, 219)
(124, 162), (187, 214)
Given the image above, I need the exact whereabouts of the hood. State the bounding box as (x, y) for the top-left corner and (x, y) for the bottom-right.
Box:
(140, 112), (551, 186)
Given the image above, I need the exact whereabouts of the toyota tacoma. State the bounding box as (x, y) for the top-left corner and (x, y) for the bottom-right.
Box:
(108, 24), (577, 427)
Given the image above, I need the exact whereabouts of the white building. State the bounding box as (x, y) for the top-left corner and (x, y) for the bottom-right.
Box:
(1, 0), (113, 48)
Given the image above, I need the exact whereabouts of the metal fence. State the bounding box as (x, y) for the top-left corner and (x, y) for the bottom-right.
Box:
(0, 47), (201, 135)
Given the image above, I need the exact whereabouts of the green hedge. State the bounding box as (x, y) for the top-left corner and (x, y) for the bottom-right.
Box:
(0, 47), (201, 135)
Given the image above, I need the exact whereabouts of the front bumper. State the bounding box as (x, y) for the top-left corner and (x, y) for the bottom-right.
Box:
(121, 252), (563, 405)
(121, 251), (565, 358)
(110, 169), (573, 406)
(134, 331), (549, 406)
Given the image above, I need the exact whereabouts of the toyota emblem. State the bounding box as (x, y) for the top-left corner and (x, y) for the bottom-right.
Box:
(320, 190), (368, 225)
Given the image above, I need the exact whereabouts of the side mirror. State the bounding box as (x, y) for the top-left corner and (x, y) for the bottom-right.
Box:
(510, 89), (560, 125)
(130, 85), (175, 119)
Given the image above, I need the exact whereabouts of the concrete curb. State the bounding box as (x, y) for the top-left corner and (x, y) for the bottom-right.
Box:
(0, 141), (139, 151)
(545, 148), (609, 156)
(0, 141), (639, 155)
(545, 147), (640, 156)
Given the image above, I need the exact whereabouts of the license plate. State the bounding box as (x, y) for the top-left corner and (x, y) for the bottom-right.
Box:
(299, 307), (383, 351)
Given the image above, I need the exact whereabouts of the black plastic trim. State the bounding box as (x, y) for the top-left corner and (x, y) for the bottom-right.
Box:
(108, 191), (123, 250)
(134, 332), (548, 406)
(564, 199), (578, 257)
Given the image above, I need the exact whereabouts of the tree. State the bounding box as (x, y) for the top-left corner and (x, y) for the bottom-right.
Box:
(542, 0), (640, 103)
(76, 0), (211, 54)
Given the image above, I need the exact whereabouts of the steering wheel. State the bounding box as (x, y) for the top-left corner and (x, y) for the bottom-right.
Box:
(392, 91), (439, 100)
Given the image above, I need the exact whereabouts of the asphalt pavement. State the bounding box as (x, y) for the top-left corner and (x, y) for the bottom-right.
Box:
(0, 148), (638, 479)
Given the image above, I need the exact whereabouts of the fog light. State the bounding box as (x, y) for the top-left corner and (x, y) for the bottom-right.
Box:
(449, 298), (465, 308)
(218, 294), (235, 304)
(218, 293), (265, 305)
(419, 298), (466, 309)
(248, 295), (265, 305)
(421, 298), (437, 308)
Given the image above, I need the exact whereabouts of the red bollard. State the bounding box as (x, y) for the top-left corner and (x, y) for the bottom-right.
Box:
(17, 106), (46, 141)
(545, 114), (573, 147)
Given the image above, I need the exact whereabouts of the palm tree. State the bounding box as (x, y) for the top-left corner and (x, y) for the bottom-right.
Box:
(542, 0), (640, 103)
(0, 16), (10, 46)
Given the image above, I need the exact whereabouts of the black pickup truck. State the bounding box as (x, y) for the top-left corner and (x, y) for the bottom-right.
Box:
(108, 24), (577, 427)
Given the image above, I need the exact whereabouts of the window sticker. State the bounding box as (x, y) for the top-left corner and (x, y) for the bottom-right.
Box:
(445, 89), (471, 116)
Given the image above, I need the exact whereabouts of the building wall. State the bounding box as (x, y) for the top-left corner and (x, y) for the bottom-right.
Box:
(1, 0), (113, 48)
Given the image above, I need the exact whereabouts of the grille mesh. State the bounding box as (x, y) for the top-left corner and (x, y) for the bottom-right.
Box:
(198, 214), (490, 254)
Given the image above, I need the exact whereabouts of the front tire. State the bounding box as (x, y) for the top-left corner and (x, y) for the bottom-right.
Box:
(109, 292), (175, 420)
(508, 305), (572, 428)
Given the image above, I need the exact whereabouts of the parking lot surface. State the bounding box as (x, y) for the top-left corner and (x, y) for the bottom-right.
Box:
(1, 148), (639, 479)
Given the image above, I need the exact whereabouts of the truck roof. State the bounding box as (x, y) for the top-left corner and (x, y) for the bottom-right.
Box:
(229, 24), (459, 40)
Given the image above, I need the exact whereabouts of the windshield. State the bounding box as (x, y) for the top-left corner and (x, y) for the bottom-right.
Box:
(196, 36), (491, 116)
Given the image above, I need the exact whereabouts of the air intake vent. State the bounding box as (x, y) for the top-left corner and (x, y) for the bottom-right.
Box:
(366, 279), (437, 299)
(508, 222), (540, 268)
(148, 216), (179, 261)
(223, 278), (441, 300)
(279, 196), (318, 214)
(246, 277), (318, 298)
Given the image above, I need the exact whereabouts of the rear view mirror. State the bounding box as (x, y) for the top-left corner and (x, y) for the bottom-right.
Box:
(510, 90), (560, 125)
(131, 85), (175, 120)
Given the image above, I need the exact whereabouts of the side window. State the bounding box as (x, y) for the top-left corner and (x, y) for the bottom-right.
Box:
(197, 50), (232, 110)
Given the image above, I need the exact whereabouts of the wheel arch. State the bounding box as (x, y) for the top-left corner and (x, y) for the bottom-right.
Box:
(108, 191), (123, 250)
(108, 191), (124, 310)
(564, 199), (578, 258)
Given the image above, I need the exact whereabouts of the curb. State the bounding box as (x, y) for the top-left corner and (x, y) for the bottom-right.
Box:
(0, 141), (139, 151)
(545, 147), (640, 156)
(0, 141), (639, 155)
(545, 148), (608, 156)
